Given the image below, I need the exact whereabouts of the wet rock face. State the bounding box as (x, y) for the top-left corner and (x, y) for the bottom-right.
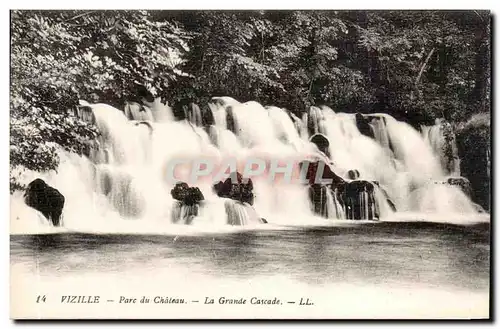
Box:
(185, 102), (215, 127)
(341, 180), (378, 220)
(307, 180), (380, 220)
(308, 184), (331, 218)
(355, 113), (375, 139)
(213, 172), (254, 205)
(225, 106), (238, 134)
(170, 182), (205, 224)
(171, 182), (205, 206)
(24, 179), (65, 226)
(309, 133), (330, 157)
(347, 169), (360, 180)
(302, 162), (396, 220)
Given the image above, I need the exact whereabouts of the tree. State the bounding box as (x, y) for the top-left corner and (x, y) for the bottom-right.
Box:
(10, 10), (190, 190)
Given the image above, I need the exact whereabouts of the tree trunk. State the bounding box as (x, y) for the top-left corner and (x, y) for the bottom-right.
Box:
(410, 47), (435, 101)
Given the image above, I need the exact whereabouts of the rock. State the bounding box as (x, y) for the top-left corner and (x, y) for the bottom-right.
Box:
(309, 133), (330, 158)
(212, 173), (267, 225)
(170, 182), (205, 224)
(355, 113), (375, 139)
(299, 160), (346, 218)
(24, 179), (65, 226)
(171, 182), (204, 206)
(347, 169), (360, 180)
(213, 172), (254, 205)
(341, 180), (378, 220)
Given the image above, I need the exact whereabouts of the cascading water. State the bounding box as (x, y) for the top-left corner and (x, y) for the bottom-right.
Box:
(301, 106), (485, 218)
(421, 118), (461, 176)
(326, 187), (345, 220)
(10, 97), (489, 234)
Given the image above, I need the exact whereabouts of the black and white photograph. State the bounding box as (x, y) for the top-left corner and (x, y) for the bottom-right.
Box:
(9, 9), (491, 319)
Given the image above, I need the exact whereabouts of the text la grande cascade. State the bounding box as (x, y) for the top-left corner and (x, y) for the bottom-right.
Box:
(205, 296), (280, 305)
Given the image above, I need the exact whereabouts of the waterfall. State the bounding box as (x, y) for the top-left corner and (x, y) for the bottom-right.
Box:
(223, 200), (262, 226)
(326, 187), (345, 220)
(421, 119), (461, 176)
(11, 97), (488, 233)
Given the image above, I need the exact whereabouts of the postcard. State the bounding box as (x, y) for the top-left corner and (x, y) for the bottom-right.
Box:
(9, 9), (491, 319)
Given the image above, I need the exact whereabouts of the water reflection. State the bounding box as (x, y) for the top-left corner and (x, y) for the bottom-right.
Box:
(10, 222), (490, 292)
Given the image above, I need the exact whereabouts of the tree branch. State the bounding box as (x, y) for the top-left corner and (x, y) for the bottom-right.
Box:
(64, 11), (98, 23)
(410, 47), (435, 101)
(473, 10), (486, 23)
(415, 47), (435, 87)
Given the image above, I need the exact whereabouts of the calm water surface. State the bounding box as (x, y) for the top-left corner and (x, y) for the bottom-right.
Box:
(10, 221), (490, 292)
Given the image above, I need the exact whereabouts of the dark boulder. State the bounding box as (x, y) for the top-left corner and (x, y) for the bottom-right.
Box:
(341, 180), (378, 220)
(24, 179), (65, 226)
(213, 172), (254, 205)
(170, 182), (205, 224)
(355, 113), (375, 139)
(309, 133), (330, 157)
(347, 169), (360, 180)
(171, 182), (204, 206)
(213, 173), (268, 225)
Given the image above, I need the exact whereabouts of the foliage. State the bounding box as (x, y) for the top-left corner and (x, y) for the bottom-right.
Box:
(10, 10), (191, 190)
(455, 112), (491, 210)
(456, 112), (491, 147)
